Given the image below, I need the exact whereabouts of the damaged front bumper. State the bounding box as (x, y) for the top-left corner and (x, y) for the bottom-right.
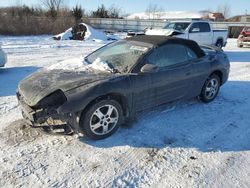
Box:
(238, 36), (250, 46)
(16, 91), (80, 133)
(239, 41), (250, 46)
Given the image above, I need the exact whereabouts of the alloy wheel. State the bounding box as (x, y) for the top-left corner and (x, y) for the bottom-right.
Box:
(90, 104), (119, 135)
(205, 78), (219, 100)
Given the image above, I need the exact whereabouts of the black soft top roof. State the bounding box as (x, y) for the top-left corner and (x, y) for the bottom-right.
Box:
(126, 35), (205, 58)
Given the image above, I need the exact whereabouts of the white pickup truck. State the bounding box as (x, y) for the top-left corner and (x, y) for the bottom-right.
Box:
(145, 20), (228, 48)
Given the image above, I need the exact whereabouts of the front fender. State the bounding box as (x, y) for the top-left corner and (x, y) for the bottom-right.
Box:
(57, 75), (132, 114)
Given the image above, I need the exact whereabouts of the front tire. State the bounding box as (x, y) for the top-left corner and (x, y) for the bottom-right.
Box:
(199, 74), (221, 103)
(215, 39), (223, 48)
(237, 43), (243, 48)
(80, 99), (123, 140)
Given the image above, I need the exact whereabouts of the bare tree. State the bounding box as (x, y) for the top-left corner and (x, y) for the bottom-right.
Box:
(72, 4), (84, 22)
(108, 5), (121, 18)
(42, 0), (63, 11)
(145, 3), (164, 19)
(42, 0), (64, 17)
(217, 3), (231, 18)
(91, 4), (122, 18)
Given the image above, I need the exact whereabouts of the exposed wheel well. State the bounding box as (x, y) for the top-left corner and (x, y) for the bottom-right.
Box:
(80, 93), (128, 119)
(210, 70), (223, 85)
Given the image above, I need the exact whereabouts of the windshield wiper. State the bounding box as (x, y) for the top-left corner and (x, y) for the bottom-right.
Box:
(84, 57), (90, 64)
(105, 62), (121, 74)
(112, 68), (121, 74)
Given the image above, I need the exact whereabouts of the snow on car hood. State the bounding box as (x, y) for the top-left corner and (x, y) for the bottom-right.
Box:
(18, 59), (116, 106)
(145, 28), (175, 36)
(46, 57), (113, 73)
(145, 28), (184, 36)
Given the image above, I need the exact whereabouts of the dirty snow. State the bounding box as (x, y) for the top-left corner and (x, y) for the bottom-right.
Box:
(0, 36), (250, 187)
(54, 23), (108, 41)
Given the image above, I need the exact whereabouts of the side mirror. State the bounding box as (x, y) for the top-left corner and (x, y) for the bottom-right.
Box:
(190, 28), (200, 33)
(140, 64), (158, 73)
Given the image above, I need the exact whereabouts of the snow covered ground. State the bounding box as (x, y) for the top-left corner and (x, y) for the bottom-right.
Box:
(0, 36), (249, 187)
(126, 11), (209, 20)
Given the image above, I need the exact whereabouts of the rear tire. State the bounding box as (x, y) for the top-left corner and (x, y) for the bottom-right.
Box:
(199, 74), (221, 103)
(80, 99), (124, 140)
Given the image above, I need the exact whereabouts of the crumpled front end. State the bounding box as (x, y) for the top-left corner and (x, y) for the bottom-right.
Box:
(17, 89), (71, 126)
(16, 67), (115, 133)
(238, 35), (250, 46)
(16, 88), (82, 135)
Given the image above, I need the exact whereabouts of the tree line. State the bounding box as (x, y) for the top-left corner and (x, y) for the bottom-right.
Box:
(0, 1), (122, 35)
(0, 0), (232, 36)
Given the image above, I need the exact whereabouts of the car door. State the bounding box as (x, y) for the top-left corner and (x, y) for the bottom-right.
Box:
(129, 72), (153, 112)
(185, 46), (211, 98)
(188, 23), (203, 44)
(143, 43), (193, 106)
(198, 22), (213, 45)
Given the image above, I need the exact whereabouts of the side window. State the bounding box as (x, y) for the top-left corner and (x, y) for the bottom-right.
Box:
(186, 47), (198, 60)
(199, 23), (211, 32)
(189, 23), (200, 33)
(147, 44), (188, 68)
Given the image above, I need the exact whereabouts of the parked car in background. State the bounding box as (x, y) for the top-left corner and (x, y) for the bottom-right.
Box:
(17, 36), (230, 140)
(145, 20), (228, 48)
(237, 27), (250, 48)
(0, 45), (7, 67)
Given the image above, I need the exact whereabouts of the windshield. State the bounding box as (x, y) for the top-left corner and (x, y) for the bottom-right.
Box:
(244, 27), (250, 32)
(86, 41), (151, 73)
(163, 22), (190, 32)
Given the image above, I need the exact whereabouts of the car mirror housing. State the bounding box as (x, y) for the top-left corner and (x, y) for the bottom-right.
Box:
(140, 64), (158, 73)
(190, 28), (200, 33)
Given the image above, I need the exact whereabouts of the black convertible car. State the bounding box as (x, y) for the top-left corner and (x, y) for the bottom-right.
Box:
(17, 36), (230, 139)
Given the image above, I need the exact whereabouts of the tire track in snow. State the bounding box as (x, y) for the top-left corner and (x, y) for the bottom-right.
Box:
(0, 119), (45, 147)
(0, 126), (77, 187)
(198, 153), (249, 188)
(0, 118), (151, 187)
(49, 147), (150, 187)
(110, 148), (203, 187)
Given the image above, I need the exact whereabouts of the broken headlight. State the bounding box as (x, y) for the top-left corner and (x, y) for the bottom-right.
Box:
(37, 90), (67, 108)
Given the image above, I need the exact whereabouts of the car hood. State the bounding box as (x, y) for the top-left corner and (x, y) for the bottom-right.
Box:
(145, 28), (183, 36)
(18, 69), (114, 106)
(242, 31), (250, 35)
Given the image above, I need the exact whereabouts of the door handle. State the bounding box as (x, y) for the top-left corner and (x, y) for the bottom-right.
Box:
(186, 72), (191, 76)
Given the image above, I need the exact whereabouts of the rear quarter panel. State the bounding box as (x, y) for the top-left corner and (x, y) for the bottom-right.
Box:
(212, 30), (228, 45)
(189, 51), (229, 98)
(188, 57), (211, 98)
(210, 51), (230, 84)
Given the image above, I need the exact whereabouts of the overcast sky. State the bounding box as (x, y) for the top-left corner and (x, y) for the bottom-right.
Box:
(0, 0), (249, 17)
